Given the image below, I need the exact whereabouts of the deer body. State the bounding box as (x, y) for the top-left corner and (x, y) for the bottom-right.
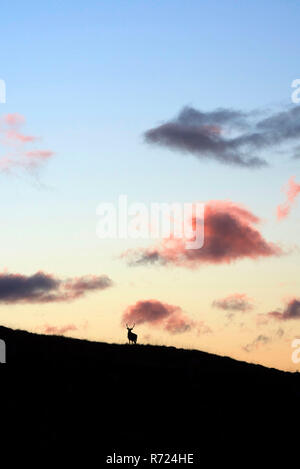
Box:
(126, 324), (138, 344)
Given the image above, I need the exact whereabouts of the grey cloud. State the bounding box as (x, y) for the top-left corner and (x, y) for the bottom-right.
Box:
(243, 334), (271, 353)
(0, 272), (113, 304)
(144, 105), (300, 168)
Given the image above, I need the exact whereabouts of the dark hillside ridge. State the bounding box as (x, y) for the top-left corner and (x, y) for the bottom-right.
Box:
(0, 325), (299, 464)
(0, 324), (291, 373)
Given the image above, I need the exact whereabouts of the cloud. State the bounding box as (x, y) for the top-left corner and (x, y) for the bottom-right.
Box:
(4, 113), (25, 125)
(256, 313), (270, 326)
(277, 176), (300, 220)
(144, 105), (300, 168)
(266, 299), (300, 321)
(0, 271), (113, 304)
(212, 293), (254, 312)
(0, 113), (54, 171)
(243, 326), (285, 352)
(25, 150), (54, 160)
(243, 334), (271, 353)
(125, 200), (283, 268)
(6, 130), (36, 143)
(42, 324), (78, 335)
(121, 299), (211, 335)
(292, 145), (300, 159)
(276, 327), (284, 338)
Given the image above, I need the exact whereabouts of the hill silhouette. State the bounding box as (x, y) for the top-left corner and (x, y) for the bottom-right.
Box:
(0, 325), (299, 464)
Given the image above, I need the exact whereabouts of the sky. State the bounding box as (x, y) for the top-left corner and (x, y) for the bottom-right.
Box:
(1, 0), (300, 371)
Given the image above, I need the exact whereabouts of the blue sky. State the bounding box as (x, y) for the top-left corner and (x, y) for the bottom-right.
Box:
(2, 0), (300, 199)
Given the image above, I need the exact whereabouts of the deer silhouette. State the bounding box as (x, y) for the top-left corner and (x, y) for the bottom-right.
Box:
(126, 324), (138, 344)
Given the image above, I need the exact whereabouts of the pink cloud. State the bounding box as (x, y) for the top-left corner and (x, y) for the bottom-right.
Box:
(5, 130), (36, 143)
(277, 177), (300, 220)
(25, 150), (53, 159)
(121, 299), (211, 335)
(0, 113), (54, 171)
(24, 150), (54, 168)
(4, 113), (25, 125)
(125, 200), (282, 268)
(43, 324), (78, 335)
